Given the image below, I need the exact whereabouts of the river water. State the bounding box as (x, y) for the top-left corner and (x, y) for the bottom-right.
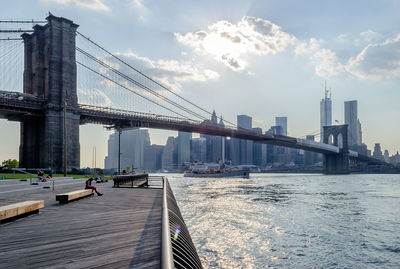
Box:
(168, 173), (400, 268)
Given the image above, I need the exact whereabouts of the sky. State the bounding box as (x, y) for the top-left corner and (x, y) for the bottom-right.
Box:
(0, 0), (399, 168)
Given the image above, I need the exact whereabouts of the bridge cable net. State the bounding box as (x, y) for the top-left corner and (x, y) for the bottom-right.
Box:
(0, 21), (28, 94)
(75, 32), (238, 128)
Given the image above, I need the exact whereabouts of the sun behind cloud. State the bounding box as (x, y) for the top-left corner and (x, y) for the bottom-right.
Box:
(175, 16), (295, 71)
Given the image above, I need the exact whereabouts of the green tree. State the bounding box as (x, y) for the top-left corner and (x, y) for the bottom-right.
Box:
(1, 159), (19, 170)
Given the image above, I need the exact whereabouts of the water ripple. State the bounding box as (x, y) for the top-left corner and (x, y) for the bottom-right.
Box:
(169, 173), (400, 268)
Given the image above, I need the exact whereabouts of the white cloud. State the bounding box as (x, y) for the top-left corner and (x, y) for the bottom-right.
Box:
(336, 33), (349, 43)
(312, 49), (344, 78)
(175, 16), (295, 71)
(132, 0), (143, 8)
(346, 34), (400, 80)
(42, 0), (110, 12)
(359, 29), (380, 43)
(112, 51), (220, 90)
(295, 37), (320, 55)
(295, 38), (344, 77)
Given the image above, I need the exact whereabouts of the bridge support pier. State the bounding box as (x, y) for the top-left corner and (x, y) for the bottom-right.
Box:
(323, 125), (350, 175)
(323, 153), (349, 174)
(19, 14), (80, 171)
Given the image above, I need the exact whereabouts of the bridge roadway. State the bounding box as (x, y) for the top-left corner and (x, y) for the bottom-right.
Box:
(0, 93), (382, 165)
(0, 178), (163, 268)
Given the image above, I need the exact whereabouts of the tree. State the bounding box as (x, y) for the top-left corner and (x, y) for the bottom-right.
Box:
(1, 159), (19, 170)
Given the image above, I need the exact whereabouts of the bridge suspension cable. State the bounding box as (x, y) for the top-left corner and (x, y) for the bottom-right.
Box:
(76, 31), (239, 128)
(0, 20), (47, 23)
(0, 38), (22, 41)
(0, 37), (23, 92)
(0, 30), (34, 33)
(76, 47), (210, 122)
(76, 60), (193, 120)
(298, 129), (322, 140)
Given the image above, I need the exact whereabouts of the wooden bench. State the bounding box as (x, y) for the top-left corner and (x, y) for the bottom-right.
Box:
(56, 189), (94, 203)
(0, 200), (44, 222)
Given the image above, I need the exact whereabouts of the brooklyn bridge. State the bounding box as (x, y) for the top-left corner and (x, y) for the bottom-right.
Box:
(0, 14), (385, 174)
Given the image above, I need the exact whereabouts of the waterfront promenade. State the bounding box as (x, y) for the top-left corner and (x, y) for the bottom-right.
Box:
(0, 179), (163, 268)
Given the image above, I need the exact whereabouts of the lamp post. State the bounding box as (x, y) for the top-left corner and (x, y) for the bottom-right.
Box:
(63, 100), (67, 176)
(118, 129), (121, 175)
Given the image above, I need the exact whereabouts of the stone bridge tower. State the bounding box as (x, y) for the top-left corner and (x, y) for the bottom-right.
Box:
(20, 14), (80, 171)
(323, 124), (349, 174)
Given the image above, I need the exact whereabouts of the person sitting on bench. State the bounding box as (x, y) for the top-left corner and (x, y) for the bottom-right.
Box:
(85, 177), (103, 196)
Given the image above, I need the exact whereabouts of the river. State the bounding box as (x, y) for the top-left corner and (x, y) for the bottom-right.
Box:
(168, 173), (400, 268)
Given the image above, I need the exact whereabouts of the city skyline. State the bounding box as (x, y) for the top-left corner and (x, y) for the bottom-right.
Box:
(0, 0), (399, 168)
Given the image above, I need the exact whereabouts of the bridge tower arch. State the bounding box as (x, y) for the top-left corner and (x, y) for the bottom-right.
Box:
(323, 124), (349, 174)
(19, 14), (80, 171)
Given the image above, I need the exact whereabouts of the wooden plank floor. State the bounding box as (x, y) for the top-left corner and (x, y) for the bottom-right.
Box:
(0, 182), (163, 269)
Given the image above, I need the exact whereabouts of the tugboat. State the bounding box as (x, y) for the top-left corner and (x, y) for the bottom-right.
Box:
(184, 161), (250, 178)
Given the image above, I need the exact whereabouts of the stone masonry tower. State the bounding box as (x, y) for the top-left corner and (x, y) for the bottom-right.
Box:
(323, 124), (350, 174)
(20, 14), (80, 171)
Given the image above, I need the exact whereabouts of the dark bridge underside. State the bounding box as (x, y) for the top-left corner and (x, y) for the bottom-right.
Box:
(0, 97), (384, 165)
(0, 96), (44, 120)
(79, 105), (337, 154)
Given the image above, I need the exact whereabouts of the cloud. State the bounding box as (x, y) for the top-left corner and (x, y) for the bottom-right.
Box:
(295, 37), (320, 55)
(359, 29), (380, 43)
(346, 34), (400, 80)
(132, 0), (143, 8)
(312, 49), (344, 78)
(112, 51), (220, 90)
(78, 88), (112, 106)
(336, 33), (349, 43)
(295, 38), (344, 77)
(42, 0), (110, 12)
(175, 16), (295, 71)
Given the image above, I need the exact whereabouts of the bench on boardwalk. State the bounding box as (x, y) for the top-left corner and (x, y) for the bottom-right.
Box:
(0, 200), (44, 222)
(56, 189), (94, 204)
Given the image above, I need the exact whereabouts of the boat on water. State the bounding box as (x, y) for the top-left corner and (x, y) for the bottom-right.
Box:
(184, 162), (250, 178)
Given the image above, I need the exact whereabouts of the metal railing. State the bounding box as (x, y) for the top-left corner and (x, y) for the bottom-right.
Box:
(112, 173), (149, 188)
(0, 91), (44, 112)
(162, 178), (203, 269)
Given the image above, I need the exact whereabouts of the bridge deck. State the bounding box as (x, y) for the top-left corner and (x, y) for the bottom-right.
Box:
(0, 181), (162, 269)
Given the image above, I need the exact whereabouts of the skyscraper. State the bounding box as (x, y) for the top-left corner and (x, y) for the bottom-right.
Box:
(266, 126), (283, 164)
(304, 135), (318, 165)
(383, 150), (390, 163)
(191, 137), (206, 162)
(143, 145), (164, 171)
(252, 127), (266, 166)
(275, 116), (288, 136)
(275, 116), (288, 159)
(237, 115), (253, 165)
(373, 143), (384, 161)
(237, 115), (252, 129)
(104, 129), (150, 171)
(344, 100), (362, 146)
(201, 110), (224, 163)
(162, 136), (177, 171)
(320, 84), (332, 142)
(177, 131), (192, 166)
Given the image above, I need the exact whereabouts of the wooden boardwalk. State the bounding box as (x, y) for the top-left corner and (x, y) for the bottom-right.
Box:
(0, 181), (163, 268)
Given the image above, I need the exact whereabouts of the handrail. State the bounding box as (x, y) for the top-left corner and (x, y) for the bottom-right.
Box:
(12, 168), (36, 185)
(161, 177), (175, 269)
(163, 178), (203, 269)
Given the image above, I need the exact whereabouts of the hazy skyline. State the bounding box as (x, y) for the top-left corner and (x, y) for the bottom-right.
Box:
(0, 0), (399, 168)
